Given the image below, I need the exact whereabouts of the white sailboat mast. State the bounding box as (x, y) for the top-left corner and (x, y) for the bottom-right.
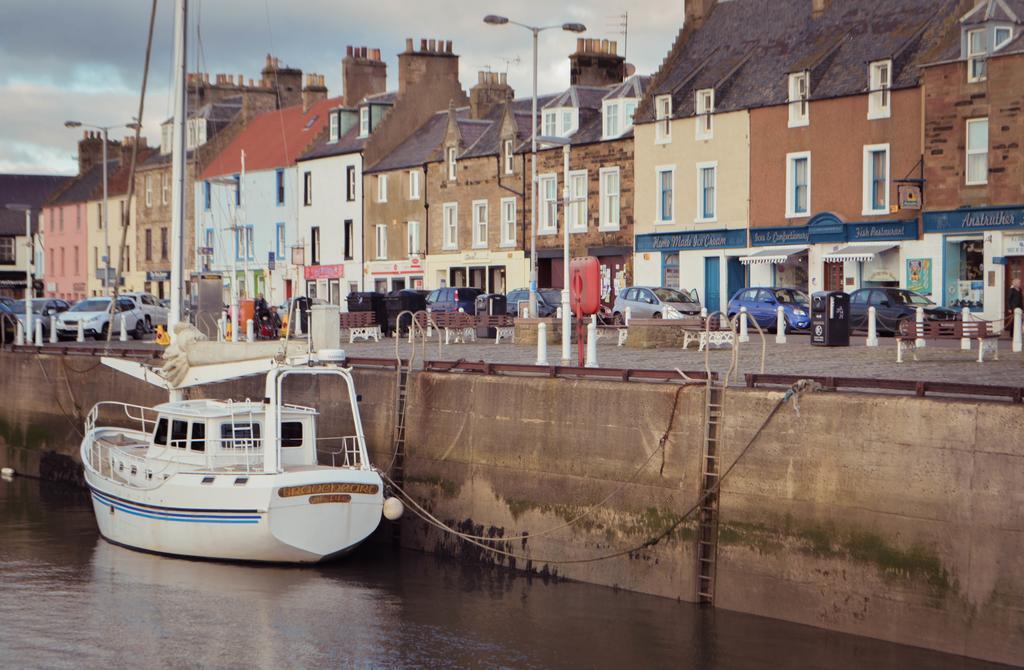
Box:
(169, 0), (188, 335)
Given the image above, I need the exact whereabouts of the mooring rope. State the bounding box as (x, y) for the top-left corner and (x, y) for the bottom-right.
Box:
(383, 379), (820, 565)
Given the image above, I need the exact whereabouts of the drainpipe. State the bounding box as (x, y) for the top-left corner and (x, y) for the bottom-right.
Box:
(422, 161), (429, 289)
(360, 159), (366, 292)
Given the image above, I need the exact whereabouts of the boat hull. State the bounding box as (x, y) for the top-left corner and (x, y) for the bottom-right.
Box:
(83, 464), (385, 564)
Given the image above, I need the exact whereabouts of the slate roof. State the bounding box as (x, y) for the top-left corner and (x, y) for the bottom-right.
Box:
(0, 174), (73, 235)
(201, 96), (344, 179)
(366, 108), (467, 173)
(962, 0), (1024, 25)
(298, 125), (367, 161)
(363, 91), (398, 105)
(48, 161), (120, 206)
(637, 0), (964, 122)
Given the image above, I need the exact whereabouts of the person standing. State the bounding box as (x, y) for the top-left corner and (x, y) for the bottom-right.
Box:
(1009, 277), (1023, 337)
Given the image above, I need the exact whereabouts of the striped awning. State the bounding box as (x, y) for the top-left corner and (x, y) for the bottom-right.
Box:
(739, 246), (808, 265)
(822, 243), (896, 263)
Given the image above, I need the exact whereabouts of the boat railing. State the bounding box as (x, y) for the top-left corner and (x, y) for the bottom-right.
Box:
(202, 436), (265, 472)
(85, 401), (159, 437)
(316, 435), (363, 469)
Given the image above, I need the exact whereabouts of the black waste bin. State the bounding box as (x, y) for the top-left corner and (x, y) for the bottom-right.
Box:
(385, 289), (429, 335)
(347, 292), (389, 335)
(810, 291), (850, 346)
(474, 293), (509, 338)
(291, 296), (311, 335)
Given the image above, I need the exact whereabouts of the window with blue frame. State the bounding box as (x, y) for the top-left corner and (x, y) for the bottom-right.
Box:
(657, 168), (674, 223)
(275, 223), (285, 257)
(233, 174), (240, 206)
(235, 225), (254, 261)
(203, 181), (211, 210)
(275, 170), (285, 206)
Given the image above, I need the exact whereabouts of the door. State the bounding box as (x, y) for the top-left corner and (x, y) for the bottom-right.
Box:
(752, 289), (778, 326)
(726, 257), (744, 308)
(704, 256), (721, 314)
(824, 261), (844, 292)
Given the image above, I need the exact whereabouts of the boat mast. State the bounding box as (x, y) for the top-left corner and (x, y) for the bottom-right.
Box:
(169, 0), (187, 338)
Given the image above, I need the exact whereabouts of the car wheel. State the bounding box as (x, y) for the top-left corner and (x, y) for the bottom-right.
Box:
(94, 323), (109, 341)
(145, 316), (153, 332)
(653, 312), (662, 319)
(133, 319), (146, 340)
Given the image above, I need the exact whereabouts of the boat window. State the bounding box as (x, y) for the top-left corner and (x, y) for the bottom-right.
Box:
(220, 422), (262, 449)
(170, 420), (189, 448)
(153, 418), (168, 446)
(282, 421), (303, 448)
(190, 422), (206, 452)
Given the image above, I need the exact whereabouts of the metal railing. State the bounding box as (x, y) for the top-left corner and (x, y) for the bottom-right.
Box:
(85, 401), (159, 436)
(316, 435), (363, 468)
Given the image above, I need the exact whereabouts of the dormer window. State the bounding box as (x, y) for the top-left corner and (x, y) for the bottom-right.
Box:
(542, 107), (578, 138)
(967, 28), (987, 82)
(602, 99), (639, 140)
(655, 95), (672, 144)
(503, 139), (514, 175)
(358, 107), (370, 137)
(695, 89), (714, 140)
(543, 111), (557, 137)
(788, 72), (809, 127)
(605, 104), (620, 139)
(447, 146), (457, 181)
(329, 112), (339, 142)
(868, 60), (892, 120)
(995, 26), (1013, 50)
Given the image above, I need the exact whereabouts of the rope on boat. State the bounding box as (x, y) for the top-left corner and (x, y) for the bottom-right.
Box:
(382, 379), (820, 565)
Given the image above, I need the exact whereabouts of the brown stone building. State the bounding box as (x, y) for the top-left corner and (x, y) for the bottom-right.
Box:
(919, 0), (1024, 321)
(134, 55), (308, 299)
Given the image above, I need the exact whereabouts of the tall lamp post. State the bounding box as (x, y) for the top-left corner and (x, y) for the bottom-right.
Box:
(5, 204), (34, 339)
(483, 14), (585, 318)
(63, 120), (140, 297)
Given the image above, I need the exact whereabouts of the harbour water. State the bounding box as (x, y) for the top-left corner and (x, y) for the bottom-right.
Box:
(0, 476), (1011, 669)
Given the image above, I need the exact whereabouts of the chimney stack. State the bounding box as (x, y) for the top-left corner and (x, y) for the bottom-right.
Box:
(470, 71), (514, 119)
(684, 0), (716, 30)
(569, 36), (626, 87)
(399, 37), (461, 96)
(812, 0), (831, 18)
(77, 132), (121, 176)
(302, 73), (328, 112)
(261, 53), (303, 108)
(342, 45), (387, 107)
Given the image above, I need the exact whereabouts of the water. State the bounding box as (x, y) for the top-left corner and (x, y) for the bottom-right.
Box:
(0, 476), (1010, 670)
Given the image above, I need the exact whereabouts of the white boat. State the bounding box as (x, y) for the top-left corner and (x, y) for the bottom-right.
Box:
(81, 355), (398, 562)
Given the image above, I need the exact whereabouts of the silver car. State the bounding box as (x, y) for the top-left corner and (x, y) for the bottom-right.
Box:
(612, 286), (702, 322)
(9, 298), (71, 336)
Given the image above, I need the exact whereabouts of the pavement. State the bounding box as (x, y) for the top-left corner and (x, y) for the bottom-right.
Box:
(9, 331), (1024, 387)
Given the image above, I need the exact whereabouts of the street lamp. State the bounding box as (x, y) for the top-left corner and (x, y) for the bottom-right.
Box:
(484, 14), (585, 319)
(64, 120), (141, 298)
(5, 204), (33, 342)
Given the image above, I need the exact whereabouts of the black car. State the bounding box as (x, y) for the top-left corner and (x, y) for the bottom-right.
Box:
(425, 287), (484, 314)
(504, 287), (562, 317)
(0, 302), (17, 343)
(848, 288), (958, 334)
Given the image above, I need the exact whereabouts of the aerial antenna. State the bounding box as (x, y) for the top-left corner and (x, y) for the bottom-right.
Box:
(608, 12), (628, 61)
(500, 55), (521, 74)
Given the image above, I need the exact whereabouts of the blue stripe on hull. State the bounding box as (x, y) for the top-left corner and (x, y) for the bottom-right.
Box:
(90, 489), (262, 524)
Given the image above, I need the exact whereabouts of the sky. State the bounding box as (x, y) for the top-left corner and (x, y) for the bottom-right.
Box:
(0, 0), (683, 176)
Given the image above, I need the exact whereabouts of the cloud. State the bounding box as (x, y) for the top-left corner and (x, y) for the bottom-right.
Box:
(0, 0), (681, 174)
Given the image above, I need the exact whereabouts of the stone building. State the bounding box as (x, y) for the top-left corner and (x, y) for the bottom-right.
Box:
(0, 174), (71, 299)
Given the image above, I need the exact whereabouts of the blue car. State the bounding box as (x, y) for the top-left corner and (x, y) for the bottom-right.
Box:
(727, 287), (811, 331)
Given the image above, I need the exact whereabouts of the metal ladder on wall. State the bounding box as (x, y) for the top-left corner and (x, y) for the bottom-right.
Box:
(696, 379), (724, 605)
(388, 367), (411, 544)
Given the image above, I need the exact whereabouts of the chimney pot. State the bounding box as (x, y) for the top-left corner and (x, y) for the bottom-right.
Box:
(445, 40), (453, 54)
(420, 38), (427, 51)
(406, 38), (414, 51)
(428, 39), (436, 52)
(602, 39), (610, 54)
(372, 48), (381, 60)
(347, 45), (353, 57)
(266, 53), (272, 66)
(610, 40), (618, 55)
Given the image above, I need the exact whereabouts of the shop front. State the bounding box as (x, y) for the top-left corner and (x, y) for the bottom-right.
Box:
(424, 250), (527, 294)
(366, 257), (425, 294)
(919, 205), (1024, 322)
(304, 264), (346, 304)
(634, 229), (747, 313)
(745, 226), (811, 292)
(537, 246), (631, 306)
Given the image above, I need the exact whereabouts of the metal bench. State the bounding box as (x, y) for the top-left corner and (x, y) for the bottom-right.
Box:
(339, 311), (382, 343)
(680, 316), (733, 351)
(432, 312), (477, 344)
(477, 314), (515, 344)
(596, 325), (629, 346)
(896, 320), (999, 363)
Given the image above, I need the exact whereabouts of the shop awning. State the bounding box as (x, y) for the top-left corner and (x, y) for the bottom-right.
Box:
(739, 246), (808, 265)
(822, 243), (896, 263)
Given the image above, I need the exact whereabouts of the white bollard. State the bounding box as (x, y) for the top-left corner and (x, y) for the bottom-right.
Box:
(556, 306), (562, 319)
(14, 321), (24, 346)
(915, 306), (926, 348)
(960, 307), (971, 351)
(700, 307), (708, 318)
(1014, 308), (1022, 354)
(536, 322), (549, 366)
(49, 321), (57, 344)
(293, 310), (302, 337)
(119, 315), (128, 342)
(586, 315), (598, 368)
(625, 306), (632, 325)
(866, 306), (879, 347)
(739, 306), (750, 343)
(76, 320), (84, 343)
(426, 307), (433, 337)
(775, 306), (787, 344)
(246, 319), (255, 343)
(34, 320), (43, 345)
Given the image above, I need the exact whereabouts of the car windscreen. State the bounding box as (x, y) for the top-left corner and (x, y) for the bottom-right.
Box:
(69, 299), (111, 312)
(774, 290), (809, 305)
(539, 289), (561, 304)
(891, 291), (934, 306)
(652, 288), (693, 303)
(9, 301), (45, 314)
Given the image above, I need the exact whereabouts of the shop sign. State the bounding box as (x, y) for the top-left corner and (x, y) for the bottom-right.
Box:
(750, 226), (810, 246)
(848, 220), (917, 241)
(906, 259), (932, 295)
(1005, 234), (1024, 256)
(635, 229), (746, 252)
(898, 184), (922, 210)
(304, 264), (344, 280)
(923, 206), (1024, 234)
(146, 271), (170, 281)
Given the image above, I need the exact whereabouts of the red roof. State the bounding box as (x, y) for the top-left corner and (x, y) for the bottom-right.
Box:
(201, 96), (343, 179)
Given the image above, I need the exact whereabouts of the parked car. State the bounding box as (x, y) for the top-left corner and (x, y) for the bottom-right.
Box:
(122, 291), (170, 330)
(425, 287), (485, 314)
(0, 302), (18, 343)
(612, 286), (701, 322)
(55, 296), (150, 340)
(9, 298), (71, 336)
(504, 287), (562, 317)
(727, 287), (811, 331)
(848, 288), (958, 335)
(0, 296), (15, 309)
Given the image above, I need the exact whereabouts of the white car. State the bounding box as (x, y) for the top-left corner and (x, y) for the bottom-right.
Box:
(56, 296), (149, 340)
(122, 291), (169, 330)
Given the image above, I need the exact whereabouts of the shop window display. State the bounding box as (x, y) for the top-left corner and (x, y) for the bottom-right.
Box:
(943, 237), (984, 310)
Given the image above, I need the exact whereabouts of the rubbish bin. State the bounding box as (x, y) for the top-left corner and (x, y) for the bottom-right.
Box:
(347, 291), (389, 335)
(292, 296), (311, 335)
(810, 291), (850, 346)
(385, 290), (429, 335)
(475, 293), (509, 338)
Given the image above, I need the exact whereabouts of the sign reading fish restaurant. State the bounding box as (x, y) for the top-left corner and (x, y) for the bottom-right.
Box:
(635, 229), (747, 252)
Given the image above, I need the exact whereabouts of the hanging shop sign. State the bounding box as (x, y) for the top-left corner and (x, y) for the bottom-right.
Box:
(898, 183), (922, 210)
